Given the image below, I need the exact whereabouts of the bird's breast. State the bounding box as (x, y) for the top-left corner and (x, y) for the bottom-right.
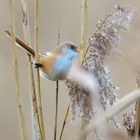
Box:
(39, 54), (72, 80)
(53, 56), (71, 72)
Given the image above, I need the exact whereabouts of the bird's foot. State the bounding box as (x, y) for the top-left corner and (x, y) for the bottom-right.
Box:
(32, 63), (43, 68)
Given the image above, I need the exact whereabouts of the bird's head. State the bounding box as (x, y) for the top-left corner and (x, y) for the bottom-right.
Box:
(53, 41), (80, 60)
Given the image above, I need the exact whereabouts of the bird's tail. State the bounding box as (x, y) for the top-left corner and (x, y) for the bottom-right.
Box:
(5, 30), (35, 58)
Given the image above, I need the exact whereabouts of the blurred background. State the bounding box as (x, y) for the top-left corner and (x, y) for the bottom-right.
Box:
(0, 0), (140, 139)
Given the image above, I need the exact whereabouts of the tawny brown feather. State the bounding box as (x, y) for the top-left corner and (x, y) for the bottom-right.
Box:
(5, 30), (35, 57)
(39, 53), (54, 73)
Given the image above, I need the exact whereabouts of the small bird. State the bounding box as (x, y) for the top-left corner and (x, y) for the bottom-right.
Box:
(5, 30), (80, 81)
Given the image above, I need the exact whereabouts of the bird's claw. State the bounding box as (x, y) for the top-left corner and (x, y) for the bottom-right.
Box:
(33, 63), (43, 68)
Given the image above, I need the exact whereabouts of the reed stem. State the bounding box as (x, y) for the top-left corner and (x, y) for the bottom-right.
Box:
(59, 1), (88, 137)
(9, 0), (27, 140)
(54, 81), (59, 140)
(34, 0), (46, 139)
(54, 14), (61, 140)
(80, 0), (88, 139)
(59, 104), (70, 140)
(20, 0), (42, 139)
(80, 0), (87, 63)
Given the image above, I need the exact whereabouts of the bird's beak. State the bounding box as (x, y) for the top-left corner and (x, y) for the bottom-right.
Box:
(76, 48), (80, 53)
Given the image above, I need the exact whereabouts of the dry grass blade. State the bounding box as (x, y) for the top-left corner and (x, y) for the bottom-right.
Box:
(8, 0), (27, 140)
(59, 104), (70, 140)
(79, 89), (140, 140)
(20, 0), (42, 139)
(34, 0), (46, 139)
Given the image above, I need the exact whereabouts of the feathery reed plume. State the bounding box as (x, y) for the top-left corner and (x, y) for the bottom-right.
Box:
(34, 0), (46, 139)
(123, 75), (140, 138)
(20, 0), (42, 139)
(134, 75), (140, 139)
(123, 108), (135, 136)
(79, 89), (140, 140)
(8, 0), (27, 140)
(66, 5), (133, 124)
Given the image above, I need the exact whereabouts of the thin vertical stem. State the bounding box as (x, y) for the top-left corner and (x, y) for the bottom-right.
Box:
(54, 81), (59, 140)
(59, 104), (70, 140)
(54, 13), (61, 140)
(80, 0), (87, 63)
(59, 2), (88, 138)
(8, 0), (27, 140)
(34, 0), (45, 140)
(134, 75), (140, 140)
(80, 0), (88, 139)
(20, 0), (42, 139)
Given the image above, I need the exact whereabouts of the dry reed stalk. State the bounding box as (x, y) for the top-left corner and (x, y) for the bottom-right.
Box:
(54, 15), (61, 140)
(80, 0), (88, 139)
(79, 89), (140, 140)
(59, 104), (70, 140)
(34, 0), (46, 139)
(20, 0), (42, 139)
(134, 75), (140, 139)
(80, 0), (87, 62)
(8, 0), (27, 140)
(54, 81), (59, 140)
(59, 1), (88, 139)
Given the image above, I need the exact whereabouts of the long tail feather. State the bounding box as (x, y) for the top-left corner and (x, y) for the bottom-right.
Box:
(5, 30), (35, 57)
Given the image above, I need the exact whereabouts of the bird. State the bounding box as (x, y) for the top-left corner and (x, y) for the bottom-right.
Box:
(5, 30), (80, 81)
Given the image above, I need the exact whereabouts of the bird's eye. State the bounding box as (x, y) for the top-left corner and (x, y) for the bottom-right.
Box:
(70, 45), (77, 51)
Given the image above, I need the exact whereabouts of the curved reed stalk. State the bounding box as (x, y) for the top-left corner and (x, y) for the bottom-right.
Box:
(79, 89), (140, 140)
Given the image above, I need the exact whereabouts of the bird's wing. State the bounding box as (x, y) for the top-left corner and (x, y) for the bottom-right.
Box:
(39, 52), (55, 72)
(5, 30), (35, 57)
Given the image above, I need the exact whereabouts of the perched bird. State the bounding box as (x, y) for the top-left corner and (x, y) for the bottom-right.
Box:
(5, 30), (80, 81)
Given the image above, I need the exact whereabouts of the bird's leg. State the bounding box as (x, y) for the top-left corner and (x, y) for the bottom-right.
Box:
(31, 62), (43, 68)
(34, 63), (43, 68)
